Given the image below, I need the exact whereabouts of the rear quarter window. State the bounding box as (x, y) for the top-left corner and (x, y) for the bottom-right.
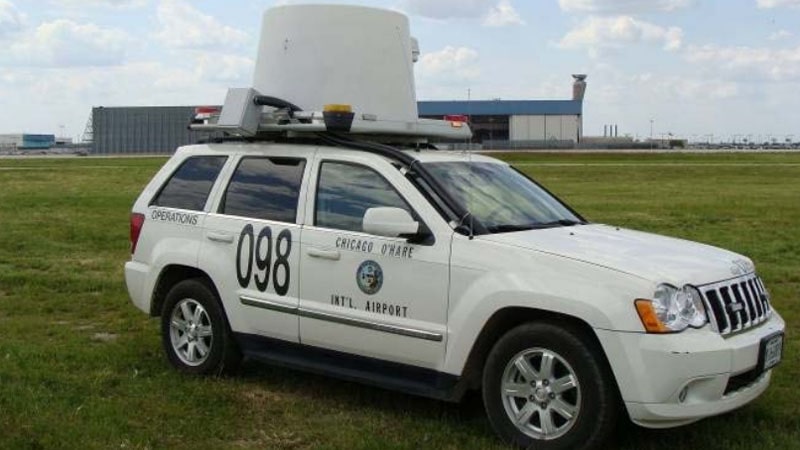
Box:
(151, 156), (227, 211)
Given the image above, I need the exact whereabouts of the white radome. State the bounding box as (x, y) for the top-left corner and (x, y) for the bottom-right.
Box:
(254, 4), (419, 123)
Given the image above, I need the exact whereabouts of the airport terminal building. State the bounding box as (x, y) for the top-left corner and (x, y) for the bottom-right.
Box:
(418, 99), (582, 147)
(0, 133), (57, 151)
(88, 75), (587, 155)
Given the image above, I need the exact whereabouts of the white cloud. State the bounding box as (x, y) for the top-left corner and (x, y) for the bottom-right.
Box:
(633, 73), (739, 100)
(407, 0), (525, 27)
(769, 29), (793, 41)
(155, 0), (248, 49)
(403, 0), (495, 19)
(558, 0), (692, 14)
(588, 66), (740, 105)
(0, 59), (236, 136)
(0, 19), (129, 67)
(417, 46), (480, 81)
(50, 0), (148, 8)
(403, 0), (524, 25)
(483, 0), (525, 27)
(685, 44), (800, 81)
(756, 0), (800, 8)
(195, 53), (254, 83)
(0, 0), (23, 37)
(559, 16), (683, 56)
(576, 64), (751, 138)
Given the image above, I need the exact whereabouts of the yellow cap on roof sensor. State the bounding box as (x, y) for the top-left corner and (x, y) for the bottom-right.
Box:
(324, 104), (353, 113)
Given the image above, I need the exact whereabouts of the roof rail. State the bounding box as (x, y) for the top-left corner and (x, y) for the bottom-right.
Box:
(189, 89), (472, 142)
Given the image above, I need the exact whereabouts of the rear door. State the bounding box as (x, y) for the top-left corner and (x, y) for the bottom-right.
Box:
(199, 147), (313, 342)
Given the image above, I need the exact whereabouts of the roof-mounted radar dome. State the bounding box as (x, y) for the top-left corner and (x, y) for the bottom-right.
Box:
(191, 4), (471, 142)
(255, 5), (417, 123)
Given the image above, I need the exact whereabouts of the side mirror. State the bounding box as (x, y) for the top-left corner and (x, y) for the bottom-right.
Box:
(363, 207), (419, 238)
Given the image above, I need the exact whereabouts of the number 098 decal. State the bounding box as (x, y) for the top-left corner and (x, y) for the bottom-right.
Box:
(236, 224), (292, 296)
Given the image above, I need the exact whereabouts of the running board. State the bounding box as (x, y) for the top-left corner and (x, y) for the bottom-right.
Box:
(234, 333), (463, 402)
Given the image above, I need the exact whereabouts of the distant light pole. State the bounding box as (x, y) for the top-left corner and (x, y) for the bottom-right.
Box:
(466, 88), (472, 150)
(488, 116), (494, 148)
(649, 118), (654, 150)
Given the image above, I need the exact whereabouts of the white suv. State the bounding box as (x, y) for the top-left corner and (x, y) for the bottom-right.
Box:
(126, 140), (784, 450)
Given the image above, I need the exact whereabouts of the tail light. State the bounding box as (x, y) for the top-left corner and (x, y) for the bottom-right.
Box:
(130, 213), (145, 254)
(193, 106), (222, 122)
(444, 114), (468, 128)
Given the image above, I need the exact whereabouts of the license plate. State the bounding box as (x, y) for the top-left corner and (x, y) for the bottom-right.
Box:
(759, 333), (784, 372)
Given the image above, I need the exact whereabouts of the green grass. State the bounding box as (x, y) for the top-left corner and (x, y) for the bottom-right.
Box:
(0, 153), (798, 449)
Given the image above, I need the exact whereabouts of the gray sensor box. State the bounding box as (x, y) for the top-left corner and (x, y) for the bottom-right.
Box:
(217, 88), (261, 136)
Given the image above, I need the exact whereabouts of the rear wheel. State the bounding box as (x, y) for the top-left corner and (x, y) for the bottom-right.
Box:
(161, 279), (241, 375)
(482, 322), (618, 450)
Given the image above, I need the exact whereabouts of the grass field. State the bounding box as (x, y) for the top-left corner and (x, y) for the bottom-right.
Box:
(0, 153), (798, 450)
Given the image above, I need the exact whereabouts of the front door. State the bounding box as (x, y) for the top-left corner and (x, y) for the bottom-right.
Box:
(298, 156), (451, 369)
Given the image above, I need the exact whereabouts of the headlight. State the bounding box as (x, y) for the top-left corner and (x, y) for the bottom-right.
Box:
(635, 284), (708, 333)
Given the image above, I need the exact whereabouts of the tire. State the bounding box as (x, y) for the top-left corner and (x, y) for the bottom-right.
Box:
(160, 278), (241, 375)
(482, 322), (618, 450)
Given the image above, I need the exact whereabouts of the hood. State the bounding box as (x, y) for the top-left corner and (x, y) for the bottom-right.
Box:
(482, 224), (752, 286)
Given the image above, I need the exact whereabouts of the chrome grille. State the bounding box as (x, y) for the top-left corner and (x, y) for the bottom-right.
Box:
(699, 274), (771, 336)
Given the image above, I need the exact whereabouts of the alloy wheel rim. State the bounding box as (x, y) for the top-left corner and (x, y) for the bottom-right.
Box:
(169, 298), (213, 366)
(500, 347), (581, 440)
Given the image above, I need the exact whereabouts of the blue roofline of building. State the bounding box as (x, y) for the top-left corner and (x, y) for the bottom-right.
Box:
(417, 100), (582, 116)
(94, 101), (583, 117)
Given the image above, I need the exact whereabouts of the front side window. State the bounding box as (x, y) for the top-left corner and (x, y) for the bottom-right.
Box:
(315, 162), (411, 233)
(220, 157), (306, 223)
(152, 156), (227, 211)
(423, 161), (582, 233)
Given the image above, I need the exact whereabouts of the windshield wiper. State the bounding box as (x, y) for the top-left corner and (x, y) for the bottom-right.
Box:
(486, 224), (538, 233)
(487, 219), (584, 233)
(532, 219), (585, 228)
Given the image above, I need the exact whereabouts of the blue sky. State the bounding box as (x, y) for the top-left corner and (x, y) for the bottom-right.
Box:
(1, 0), (799, 142)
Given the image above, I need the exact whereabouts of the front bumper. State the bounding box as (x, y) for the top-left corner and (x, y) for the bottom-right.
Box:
(596, 311), (785, 429)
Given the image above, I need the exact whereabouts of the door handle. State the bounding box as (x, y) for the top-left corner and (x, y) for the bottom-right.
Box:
(207, 232), (234, 244)
(307, 248), (341, 261)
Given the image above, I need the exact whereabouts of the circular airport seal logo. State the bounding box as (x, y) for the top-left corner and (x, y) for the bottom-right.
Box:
(356, 260), (383, 295)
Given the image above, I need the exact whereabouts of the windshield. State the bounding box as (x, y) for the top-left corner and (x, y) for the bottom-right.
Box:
(423, 161), (583, 233)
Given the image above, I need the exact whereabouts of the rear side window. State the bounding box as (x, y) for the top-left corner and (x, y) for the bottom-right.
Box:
(152, 156), (227, 211)
(220, 157), (306, 223)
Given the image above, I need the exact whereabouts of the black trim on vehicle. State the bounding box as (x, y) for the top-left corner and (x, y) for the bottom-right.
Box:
(234, 333), (463, 401)
(723, 368), (764, 395)
(239, 295), (444, 341)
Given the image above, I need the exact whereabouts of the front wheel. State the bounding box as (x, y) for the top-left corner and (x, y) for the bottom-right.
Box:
(161, 279), (241, 375)
(482, 322), (618, 450)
